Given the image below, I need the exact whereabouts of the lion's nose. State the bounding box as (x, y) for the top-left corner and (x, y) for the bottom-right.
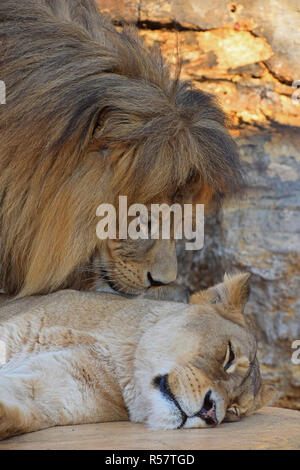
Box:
(147, 272), (168, 287)
(147, 240), (177, 287)
(195, 390), (218, 426)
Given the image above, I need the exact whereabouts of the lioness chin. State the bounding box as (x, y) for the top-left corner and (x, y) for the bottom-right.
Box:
(0, 273), (270, 439)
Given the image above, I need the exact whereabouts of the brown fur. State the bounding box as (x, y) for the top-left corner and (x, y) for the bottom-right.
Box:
(0, 0), (244, 297)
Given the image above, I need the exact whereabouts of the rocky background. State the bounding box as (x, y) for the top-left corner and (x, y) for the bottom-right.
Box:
(95, 0), (300, 410)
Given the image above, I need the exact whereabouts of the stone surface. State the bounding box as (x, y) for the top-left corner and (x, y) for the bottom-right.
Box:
(95, 0), (300, 410)
(1, 408), (299, 450)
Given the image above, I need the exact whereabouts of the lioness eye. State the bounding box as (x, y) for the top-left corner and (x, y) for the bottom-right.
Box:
(224, 341), (235, 372)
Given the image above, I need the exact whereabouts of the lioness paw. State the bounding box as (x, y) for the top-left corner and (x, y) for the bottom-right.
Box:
(224, 404), (241, 422)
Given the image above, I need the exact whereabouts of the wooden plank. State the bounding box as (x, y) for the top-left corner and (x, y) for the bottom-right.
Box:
(0, 407), (299, 450)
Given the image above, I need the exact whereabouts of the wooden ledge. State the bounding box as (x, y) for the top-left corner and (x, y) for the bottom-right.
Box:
(0, 407), (299, 450)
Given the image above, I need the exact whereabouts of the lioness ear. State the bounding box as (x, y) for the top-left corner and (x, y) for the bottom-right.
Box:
(190, 273), (251, 325)
(223, 272), (251, 312)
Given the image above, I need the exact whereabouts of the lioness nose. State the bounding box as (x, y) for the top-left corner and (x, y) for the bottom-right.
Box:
(196, 390), (218, 426)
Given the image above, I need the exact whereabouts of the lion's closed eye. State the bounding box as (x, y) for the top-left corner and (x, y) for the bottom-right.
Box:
(223, 341), (250, 375)
(223, 341), (235, 372)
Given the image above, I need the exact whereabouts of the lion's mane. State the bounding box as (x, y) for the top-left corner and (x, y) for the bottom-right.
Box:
(0, 0), (244, 296)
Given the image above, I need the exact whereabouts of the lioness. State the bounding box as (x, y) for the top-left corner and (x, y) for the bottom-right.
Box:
(0, 273), (269, 439)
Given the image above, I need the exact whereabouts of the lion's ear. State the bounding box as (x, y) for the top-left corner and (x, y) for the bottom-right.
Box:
(192, 182), (214, 206)
(190, 273), (251, 325)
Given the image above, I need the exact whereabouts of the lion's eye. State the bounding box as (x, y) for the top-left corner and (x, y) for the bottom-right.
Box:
(224, 341), (235, 372)
(101, 145), (110, 155)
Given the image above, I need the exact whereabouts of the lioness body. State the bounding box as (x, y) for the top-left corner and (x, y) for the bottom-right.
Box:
(0, 274), (268, 439)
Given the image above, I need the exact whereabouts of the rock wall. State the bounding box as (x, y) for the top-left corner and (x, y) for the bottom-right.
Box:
(96, 0), (300, 409)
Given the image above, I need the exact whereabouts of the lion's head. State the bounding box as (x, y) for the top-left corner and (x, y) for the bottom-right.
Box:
(0, 0), (245, 297)
(130, 273), (271, 429)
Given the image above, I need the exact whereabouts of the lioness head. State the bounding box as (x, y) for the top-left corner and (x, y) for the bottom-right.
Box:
(132, 273), (270, 429)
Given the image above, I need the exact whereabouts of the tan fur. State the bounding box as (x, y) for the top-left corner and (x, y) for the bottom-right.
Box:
(0, 274), (270, 439)
(0, 0), (244, 298)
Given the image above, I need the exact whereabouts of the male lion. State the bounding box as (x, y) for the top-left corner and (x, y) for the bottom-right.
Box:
(0, 0), (244, 298)
(0, 273), (270, 439)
